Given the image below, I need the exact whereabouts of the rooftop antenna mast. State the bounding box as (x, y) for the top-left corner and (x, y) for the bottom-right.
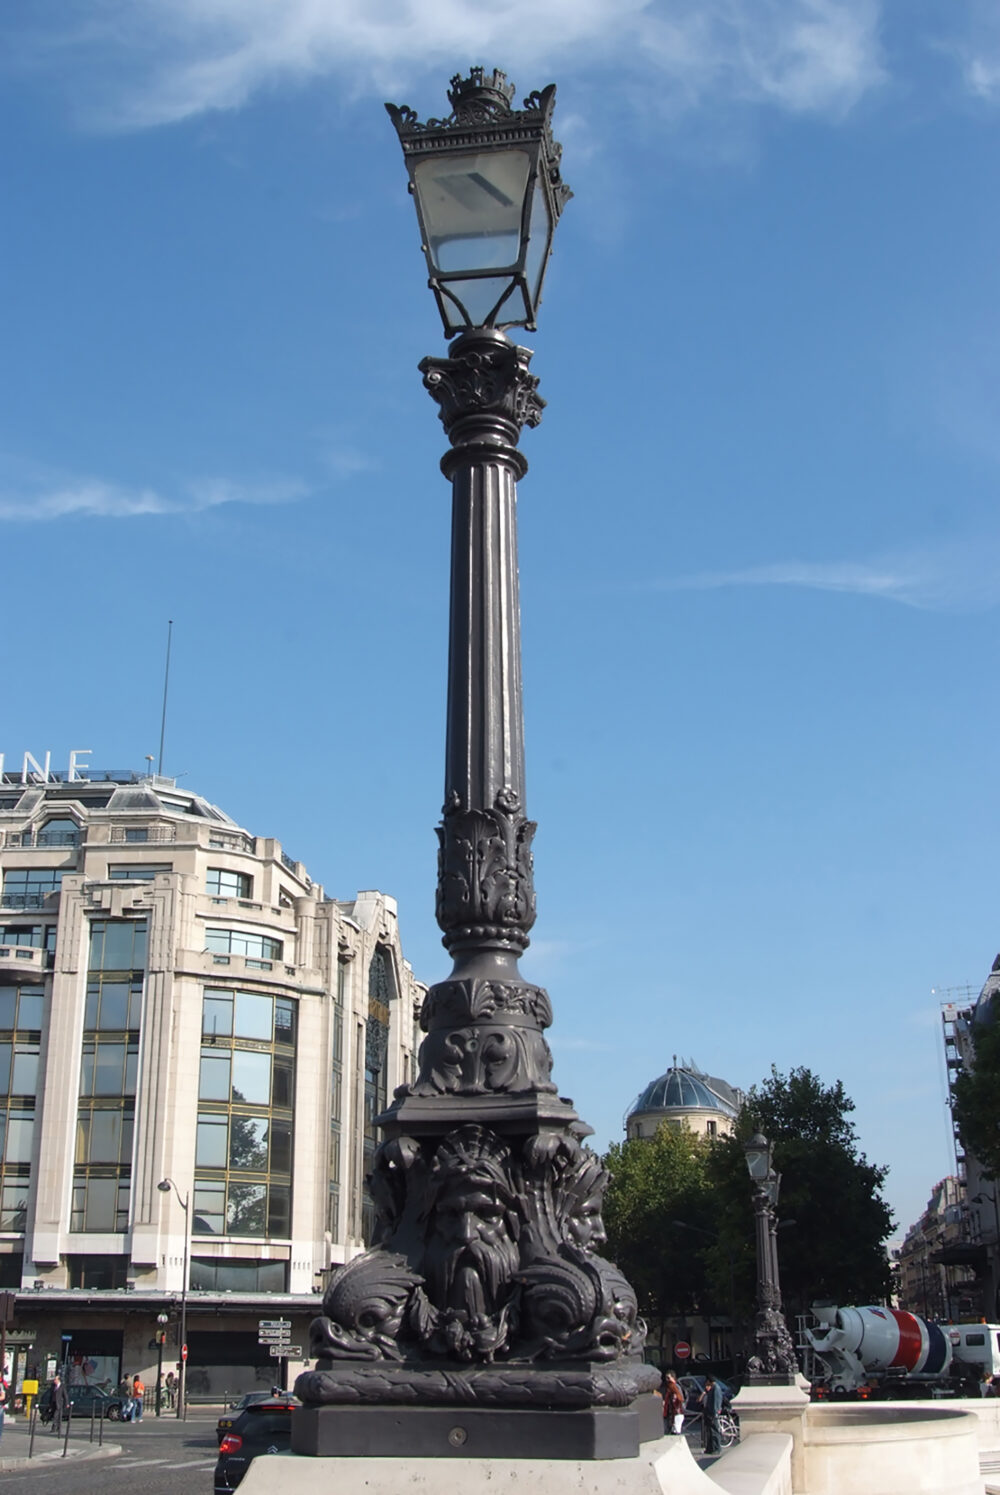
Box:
(158, 619), (173, 776)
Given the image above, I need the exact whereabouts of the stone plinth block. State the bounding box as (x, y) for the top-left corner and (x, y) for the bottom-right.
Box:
(237, 1433), (725, 1495)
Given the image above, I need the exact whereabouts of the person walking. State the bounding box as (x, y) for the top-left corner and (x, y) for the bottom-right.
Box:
(118, 1373), (134, 1421)
(50, 1374), (69, 1436)
(132, 1375), (145, 1421)
(699, 1375), (724, 1455)
(699, 1369), (720, 1453)
(0, 1373), (7, 1443)
(663, 1372), (685, 1436)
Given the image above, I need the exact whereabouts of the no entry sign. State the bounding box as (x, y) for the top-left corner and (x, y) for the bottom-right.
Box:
(674, 1341), (691, 1360)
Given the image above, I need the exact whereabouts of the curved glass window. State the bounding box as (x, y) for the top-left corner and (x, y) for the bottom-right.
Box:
(194, 986), (295, 1238)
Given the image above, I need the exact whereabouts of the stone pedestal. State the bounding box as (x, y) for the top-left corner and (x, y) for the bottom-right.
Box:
(731, 1383), (809, 1493)
(237, 1433), (726, 1495)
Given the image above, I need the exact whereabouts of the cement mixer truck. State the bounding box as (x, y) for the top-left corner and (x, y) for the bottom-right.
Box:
(804, 1303), (1000, 1398)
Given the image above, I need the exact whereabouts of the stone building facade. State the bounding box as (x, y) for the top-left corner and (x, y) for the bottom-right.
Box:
(0, 761), (423, 1401)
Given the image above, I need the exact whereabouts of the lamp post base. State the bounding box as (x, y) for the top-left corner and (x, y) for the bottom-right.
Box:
(292, 1397), (664, 1460)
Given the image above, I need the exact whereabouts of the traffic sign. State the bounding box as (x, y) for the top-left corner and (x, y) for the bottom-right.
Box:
(258, 1319), (292, 1329)
(181, 1344), (188, 1361)
(258, 1332), (291, 1343)
(674, 1341), (691, 1360)
(269, 1345), (302, 1358)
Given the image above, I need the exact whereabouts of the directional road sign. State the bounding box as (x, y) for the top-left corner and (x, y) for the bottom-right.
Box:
(269, 1345), (302, 1358)
(259, 1319), (292, 1329)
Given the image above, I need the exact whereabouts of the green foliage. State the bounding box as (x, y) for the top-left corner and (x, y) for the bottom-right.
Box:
(952, 1012), (1000, 1182)
(602, 1124), (716, 1327)
(602, 1066), (895, 1346)
(714, 1066), (895, 1317)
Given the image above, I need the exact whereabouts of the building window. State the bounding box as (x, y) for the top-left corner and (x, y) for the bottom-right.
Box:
(34, 818), (80, 847)
(66, 1255), (129, 1290)
(108, 865), (172, 882)
(124, 828), (148, 843)
(72, 921), (146, 1233)
(194, 986), (295, 1239)
(206, 869), (252, 900)
(361, 950), (393, 1244)
(1, 869), (65, 911)
(89, 921), (148, 973)
(189, 1257), (287, 1292)
(0, 980), (41, 1237)
(0, 928), (41, 949)
(70, 1175), (131, 1233)
(205, 930), (283, 961)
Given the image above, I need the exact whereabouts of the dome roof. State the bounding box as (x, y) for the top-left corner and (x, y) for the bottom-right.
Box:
(628, 1063), (739, 1121)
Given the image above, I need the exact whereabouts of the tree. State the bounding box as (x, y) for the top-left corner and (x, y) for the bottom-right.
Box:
(706, 1067), (895, 1321)
(602, 1124), (718, 1340)
(952, 1008), (1000, 1181)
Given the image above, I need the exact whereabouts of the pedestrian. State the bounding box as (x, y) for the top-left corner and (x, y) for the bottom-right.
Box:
(698, 1374), (724, 1455)
(663, 1372), (685, 1435)
(132, 1375), (145, 1421)
(118, 1373), (134, 1421)
(50, 1373), (69, 1436)
(0, 1373), (7, 1443)
(164, 1370), (176, 1410)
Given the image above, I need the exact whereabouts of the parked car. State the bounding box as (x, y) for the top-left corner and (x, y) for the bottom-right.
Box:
(214, 1396), (298, 1492)
(216, 1391), (278, 1445)
(40, 1384), (127, 1423)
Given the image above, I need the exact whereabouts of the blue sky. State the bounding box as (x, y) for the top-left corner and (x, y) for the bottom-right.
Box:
(3, 0), (1000, 1245)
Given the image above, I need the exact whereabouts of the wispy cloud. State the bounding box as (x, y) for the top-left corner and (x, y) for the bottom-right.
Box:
(652, 536), (1000, 612)
(0, 471), (308, 522)
(943, 2), (1000, 102)
(7, 0), (887, 130)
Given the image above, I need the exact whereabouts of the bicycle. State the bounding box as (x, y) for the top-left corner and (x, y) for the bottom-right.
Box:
(681, 1407), (740, 1451)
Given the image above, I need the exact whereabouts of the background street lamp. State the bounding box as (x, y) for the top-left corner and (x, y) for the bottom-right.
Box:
(158, 1177), (189, 1421)
(292, 70), (660, 1462)
(743, 1132), (798, 1384)
(155, 1312), (169, 1417)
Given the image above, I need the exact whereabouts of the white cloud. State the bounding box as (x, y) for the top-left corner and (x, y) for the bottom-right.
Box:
(931, 1), (1000, 103)
(652, 536), (1000, 612)
(10, 0), (886, 129)
(0, 472), (308, 522)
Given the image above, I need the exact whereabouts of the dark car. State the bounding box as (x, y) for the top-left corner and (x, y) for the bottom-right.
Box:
(40, 1384), (126, 1423)
(216, 1390), (278, 1445)
(214, 1397), (298, 1492)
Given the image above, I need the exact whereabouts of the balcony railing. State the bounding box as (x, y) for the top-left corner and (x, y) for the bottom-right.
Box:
(108, 825), (176, 844)
(0, 893), (57, 910)
(6, 830), (81, 848)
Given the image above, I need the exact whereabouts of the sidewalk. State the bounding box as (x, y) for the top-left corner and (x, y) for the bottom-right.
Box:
(0, 1419), (121, 1470)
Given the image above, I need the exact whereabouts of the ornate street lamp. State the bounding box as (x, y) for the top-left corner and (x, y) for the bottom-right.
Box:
(386, 67), (571, 336)
(158, 1177), (190, 1421)
(743, 1133), (798, 1385)
(293, 70), (659, 1463)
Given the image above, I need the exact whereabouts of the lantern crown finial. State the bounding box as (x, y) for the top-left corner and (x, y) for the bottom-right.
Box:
(448, 68), (517, 122)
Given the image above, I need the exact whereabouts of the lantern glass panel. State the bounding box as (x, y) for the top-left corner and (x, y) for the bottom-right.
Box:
(745, 1136), (771, 1181)
(415, 150), (531, 273)
(439, 275), (521, 331)
(525, 173), (553, 306)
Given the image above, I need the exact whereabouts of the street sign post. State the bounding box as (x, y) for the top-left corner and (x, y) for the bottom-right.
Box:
(269, 1345), (301, 1358)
